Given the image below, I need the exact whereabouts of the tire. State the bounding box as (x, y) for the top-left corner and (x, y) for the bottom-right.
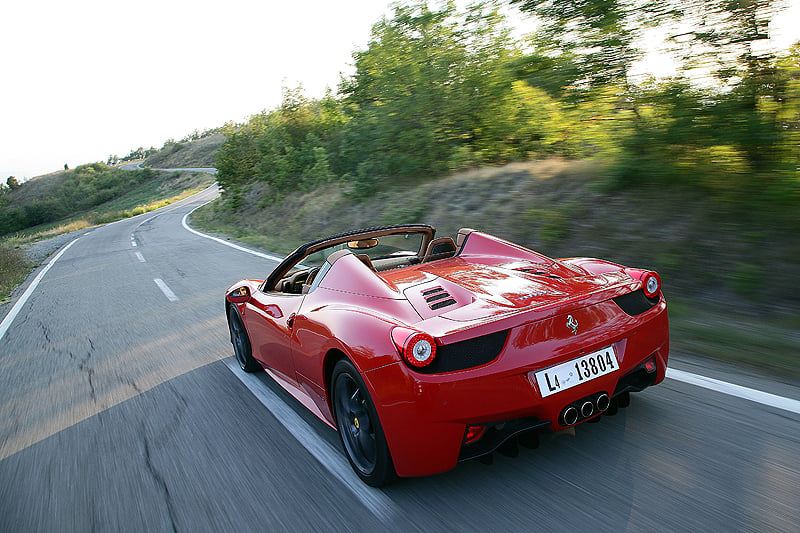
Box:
(228, 306), (261, 372)
(331, 359), (396, 487)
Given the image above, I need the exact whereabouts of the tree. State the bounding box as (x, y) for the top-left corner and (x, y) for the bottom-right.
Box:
(510, 0), (653, 93)
(6, 176), (20, 190)
(340, 0), (519, 177)
(664, 0), (779, 83)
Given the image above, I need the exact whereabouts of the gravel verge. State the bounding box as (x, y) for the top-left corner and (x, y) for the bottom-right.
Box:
(22, 229), (87, 265)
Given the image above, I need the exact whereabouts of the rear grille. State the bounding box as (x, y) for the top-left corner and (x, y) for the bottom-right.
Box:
(414, 330), (509, 374)
(422, 286), (457, 310)
(612, 289), (659, 316)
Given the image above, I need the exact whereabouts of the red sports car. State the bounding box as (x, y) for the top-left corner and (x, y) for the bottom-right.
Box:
(225, 225), (669, 486)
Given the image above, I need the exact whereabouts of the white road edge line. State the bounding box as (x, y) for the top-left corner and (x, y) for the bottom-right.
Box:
(0, 238), (81, 342)
(666, 368), (800, 415)
(222, 358), (399, 523)
(181, 204), (284, 262)
(153, 278), (178, 302)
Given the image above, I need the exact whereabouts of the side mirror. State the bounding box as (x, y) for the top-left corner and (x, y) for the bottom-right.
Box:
(227, 285), (251, 304)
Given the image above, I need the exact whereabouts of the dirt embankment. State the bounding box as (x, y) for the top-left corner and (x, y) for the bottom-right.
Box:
(144, 133), (224, 169)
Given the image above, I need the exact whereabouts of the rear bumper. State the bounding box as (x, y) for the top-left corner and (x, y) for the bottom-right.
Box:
(362, 300), (669, 478)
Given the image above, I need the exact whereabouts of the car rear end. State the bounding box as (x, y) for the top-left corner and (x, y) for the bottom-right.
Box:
(363, 279), (669, 478)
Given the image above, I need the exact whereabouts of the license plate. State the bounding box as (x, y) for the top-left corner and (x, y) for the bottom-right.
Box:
(533, 346), (618, 398)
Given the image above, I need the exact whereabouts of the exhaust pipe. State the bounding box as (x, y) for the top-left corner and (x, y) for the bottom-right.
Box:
(561, 392), (612, 426)
(596, 393), (610, 412)
(562, 406), (579, 426)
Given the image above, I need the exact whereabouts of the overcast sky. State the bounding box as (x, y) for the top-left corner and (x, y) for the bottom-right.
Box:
(2, 0), (799, 181)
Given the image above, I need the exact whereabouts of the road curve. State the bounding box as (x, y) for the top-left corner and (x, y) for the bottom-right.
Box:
(1, 186), (798, 532)
(118, 161), (218, 174)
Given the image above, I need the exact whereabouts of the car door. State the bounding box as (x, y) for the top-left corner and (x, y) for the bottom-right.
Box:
(244, 290), (304, 385)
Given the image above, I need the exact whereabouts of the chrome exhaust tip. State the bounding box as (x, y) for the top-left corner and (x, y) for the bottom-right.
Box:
(580, 401), (594, 418)
(596, 393), (610, 412)
(562, 406), (579, 426)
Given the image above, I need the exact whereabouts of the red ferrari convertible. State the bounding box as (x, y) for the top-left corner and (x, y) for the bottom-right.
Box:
(225, 225), (669, 486)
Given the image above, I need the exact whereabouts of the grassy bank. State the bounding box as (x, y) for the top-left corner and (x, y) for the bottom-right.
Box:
(191, 158), (800, 380)
(0, 242), (29, 304)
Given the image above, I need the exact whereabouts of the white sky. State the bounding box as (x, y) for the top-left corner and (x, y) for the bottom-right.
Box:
(1, 0), (798, 181)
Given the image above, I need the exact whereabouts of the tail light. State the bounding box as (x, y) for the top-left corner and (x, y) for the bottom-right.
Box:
(641, 271), (661, 298)
(624, 268), (661, 299)
(392, 327), (437, 368)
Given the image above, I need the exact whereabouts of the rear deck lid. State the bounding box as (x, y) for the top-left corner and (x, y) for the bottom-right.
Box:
(388, 258), (625, 321)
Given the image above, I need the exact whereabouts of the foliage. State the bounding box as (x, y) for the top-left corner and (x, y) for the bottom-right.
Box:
(338, 1), (521, 176)
(213, 0), (798, 214)
(603, 42), (800, 200)
(511, 0), (648, 93)
(216, 87), (346, 200)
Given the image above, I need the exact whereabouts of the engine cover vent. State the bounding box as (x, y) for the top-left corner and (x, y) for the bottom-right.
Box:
(422, 286), (457, 310)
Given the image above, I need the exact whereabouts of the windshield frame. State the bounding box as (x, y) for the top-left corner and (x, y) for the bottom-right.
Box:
(263, 224), (435, 292)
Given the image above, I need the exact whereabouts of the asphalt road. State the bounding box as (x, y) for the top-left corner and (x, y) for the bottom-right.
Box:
(118, 162), (218, 174)
(1, 186), (798, 532)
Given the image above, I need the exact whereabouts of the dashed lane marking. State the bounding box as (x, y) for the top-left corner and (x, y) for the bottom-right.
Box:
(153, 278), (178, 302)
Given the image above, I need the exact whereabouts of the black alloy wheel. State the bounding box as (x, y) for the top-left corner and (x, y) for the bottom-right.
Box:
(228, 306), (260, 372)
(331, 359), (395, 487)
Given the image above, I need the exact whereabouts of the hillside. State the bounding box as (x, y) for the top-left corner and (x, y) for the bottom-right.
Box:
(195, 158), (799, 305)
(191, 158), (800, 378)
(143, 133), (224, 169)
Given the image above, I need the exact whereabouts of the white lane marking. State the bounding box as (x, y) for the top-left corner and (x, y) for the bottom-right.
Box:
(0, 238), (80, 341)
(222, 358), (399, 523)
(153, 278), (178, 302)
(131, 236), (137, 247)
(135, 252), (145, 263)
(181, 208), (284, 262)
(666, 368), (800, 415)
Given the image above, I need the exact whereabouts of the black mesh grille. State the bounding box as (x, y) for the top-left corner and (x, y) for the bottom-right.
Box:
(612, 289), (659, 316)
(414, 330), (509, 374)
